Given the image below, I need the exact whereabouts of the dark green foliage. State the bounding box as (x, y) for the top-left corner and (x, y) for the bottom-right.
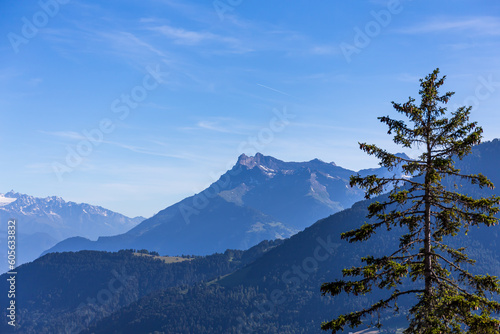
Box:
(0, 239), (282, 334)
(131, 249), (160, 256)
(321, 69), (500, 333)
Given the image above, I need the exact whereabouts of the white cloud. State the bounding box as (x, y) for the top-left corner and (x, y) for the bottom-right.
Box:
(40, 130), (86, 140)
(256, 83), (293, 97)
(149, 24), (252, 54)
(98, 30), (168, 59)
(310, 45), (339, 56)
(108, 141), (198, 160)
(398, 16), (500, 35)
(40, 131), (194, 160)
(196, 119), (245, 134)
(152, 25), (219, 45)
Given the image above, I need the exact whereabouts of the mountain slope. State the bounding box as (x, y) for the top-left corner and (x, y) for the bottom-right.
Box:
(45, 152), (405, 257)
(45, 196), (295, 256)
(86, 199), (500, 333)
(0, 191), (144, 240)
(0, 191), (144, 270)
(0, 239), (283, 334)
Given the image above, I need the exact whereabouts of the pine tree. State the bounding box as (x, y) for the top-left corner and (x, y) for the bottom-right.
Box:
(321, 69), (500, 333)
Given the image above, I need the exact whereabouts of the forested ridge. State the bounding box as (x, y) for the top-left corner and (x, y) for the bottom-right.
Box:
(0, 240), (282, 333)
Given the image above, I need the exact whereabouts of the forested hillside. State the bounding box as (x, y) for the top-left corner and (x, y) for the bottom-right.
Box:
(0, 240), (282, 333)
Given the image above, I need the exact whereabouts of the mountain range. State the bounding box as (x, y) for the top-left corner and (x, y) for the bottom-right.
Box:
(3, 139), (499, 333)
(0, 191), (144, 270)
(44, 152), (408, 257)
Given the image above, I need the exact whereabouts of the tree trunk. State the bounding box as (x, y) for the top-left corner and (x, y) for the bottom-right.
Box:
(424, 97), (433, 297)
(424, 185), (432, 296)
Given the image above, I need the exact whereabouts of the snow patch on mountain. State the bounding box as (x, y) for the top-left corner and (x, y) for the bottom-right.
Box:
(0, 195), (17, 207)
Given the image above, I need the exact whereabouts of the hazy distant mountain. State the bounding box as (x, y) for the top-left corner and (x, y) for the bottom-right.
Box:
(0, 191), (144, 270)
(77, 140), (500, 333)
(44, 152), (407, 257)
(10, 140), (500, 333)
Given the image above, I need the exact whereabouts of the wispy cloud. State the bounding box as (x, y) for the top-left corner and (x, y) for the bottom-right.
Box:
(40, 130), (193, 160)
(396, 73), (422, 83)
(288, 122), (382, 136)
(310, 45), (339, 56)
(151, 25), (220, 45)
(97, 30), (169, 60)
(196, 120), (245, 134)
(398, 16), (500, 35)
(256, 83), (293, 97)
(41, 25), (171, 69)
(179, 116), (262, 135)
(40, 130), (85, 140)
(108, 141), (190, 159)
(148, 24), (252, 54)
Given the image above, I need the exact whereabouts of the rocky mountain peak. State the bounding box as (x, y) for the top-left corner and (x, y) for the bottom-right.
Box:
(237, 153), (282, 170)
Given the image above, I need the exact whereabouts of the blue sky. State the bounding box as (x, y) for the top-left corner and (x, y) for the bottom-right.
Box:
(1, 0), (499, 217)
